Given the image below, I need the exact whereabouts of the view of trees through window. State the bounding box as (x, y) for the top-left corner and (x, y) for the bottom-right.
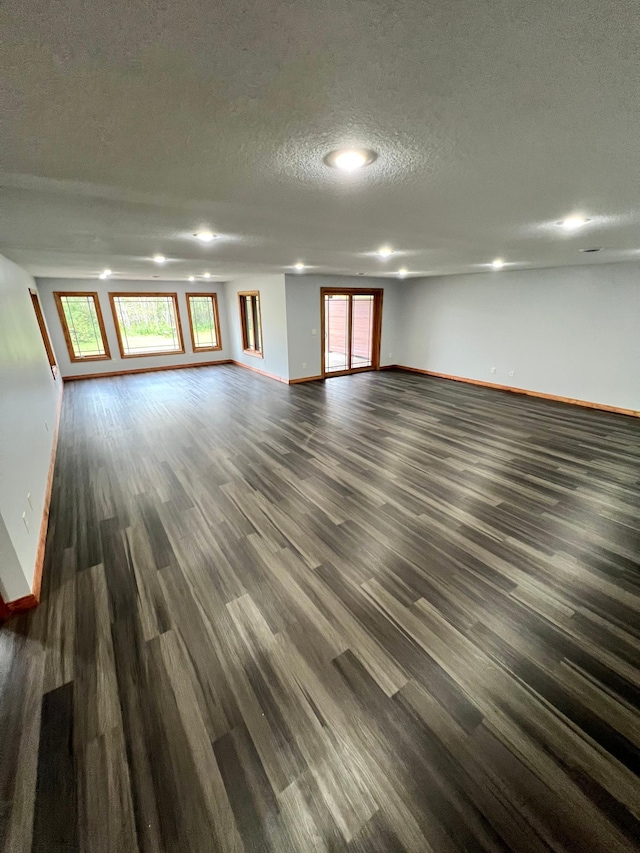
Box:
(55, 293), (109, 360)
(111, 294), (183, 356)
(187, 294), (221, 351)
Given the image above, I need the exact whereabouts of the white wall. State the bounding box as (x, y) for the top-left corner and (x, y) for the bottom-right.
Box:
(284, 274), (403, 381)
(0, 255), (62, 600)
(36, 278), (231, 377)
(398, 263), (640, 411)
(224, 275), (290, 381)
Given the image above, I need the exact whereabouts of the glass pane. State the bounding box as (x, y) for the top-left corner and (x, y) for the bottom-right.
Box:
(324, 294), (349, 372)
(253, 296), (262, 352)
(60, 295), (107, 358)
(244, 296), (255, 349)
(351, 294), (374, 369)
(113, 295), (182, 355)
(189, 296), (218, 349)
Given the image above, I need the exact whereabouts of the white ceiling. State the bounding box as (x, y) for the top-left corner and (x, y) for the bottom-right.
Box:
(1, 0), (639, 281)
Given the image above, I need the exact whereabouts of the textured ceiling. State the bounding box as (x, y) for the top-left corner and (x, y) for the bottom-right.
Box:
(1, 0), (639, 281)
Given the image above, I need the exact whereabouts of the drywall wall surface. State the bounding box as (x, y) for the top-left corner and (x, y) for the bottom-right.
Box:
(0, 255), (61, 599)
(397, 263), (640, 410)
(36, 279), (231, 377)
(224, 275), (289, 380)
(0, 516), (23, 601)
(284, 275), (403, 381)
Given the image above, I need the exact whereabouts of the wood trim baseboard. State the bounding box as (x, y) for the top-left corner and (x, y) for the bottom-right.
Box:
(394, 366), (640, 418)
(6, 594), (39, 614)
(230, 360), (288, 384)
(31, 382), (63, 602)
(289, 374), (324, 385)
(63, 359), (232, 381)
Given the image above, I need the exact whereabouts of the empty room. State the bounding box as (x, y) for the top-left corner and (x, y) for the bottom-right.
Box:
(1, 1), (639, 851)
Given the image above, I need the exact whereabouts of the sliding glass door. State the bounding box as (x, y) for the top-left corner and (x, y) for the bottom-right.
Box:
(322, 289), (383, 376)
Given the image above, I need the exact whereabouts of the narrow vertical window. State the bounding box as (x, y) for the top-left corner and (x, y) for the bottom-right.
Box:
(109, 293), (184, 357)
(30, 290), (57, 376)
(54, 292), (111, 362)
(238, 291), (263, 357)
(186, 293), (222, 352)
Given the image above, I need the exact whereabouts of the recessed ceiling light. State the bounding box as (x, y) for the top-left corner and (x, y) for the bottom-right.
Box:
(294, 262), (305, 272)
(559, 215), (589, 231)
(188, 275), (195, 281)
(103, 269), (112, 276)
(203, 272), (211, 279)
(324, 148), (377, 171)
(377, 246), (394, 259)
(398, 268), (408, 278)
(153, 254), (166, 264)
(195, 230), (217, 243)
(491, 258), (505, 269)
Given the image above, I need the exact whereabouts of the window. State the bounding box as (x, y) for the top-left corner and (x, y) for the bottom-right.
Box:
(186, 293), (222, 352)
(109, 293), (184, 358)
(54, 292), (111, 362)
(238, 291), (263, 357)
(30, 290), (57, 376)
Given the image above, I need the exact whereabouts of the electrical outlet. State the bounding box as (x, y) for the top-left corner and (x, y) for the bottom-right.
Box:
(389, 353), (393, 359)
(22, 513), (29, 532)
(27, 492), (33, 510)
(490, 367), (496, 374)
(311, 329), (317, 336)
(509, 370), (515, 377)
(44, 420), (49, 432)
(302, 362), (307, 369)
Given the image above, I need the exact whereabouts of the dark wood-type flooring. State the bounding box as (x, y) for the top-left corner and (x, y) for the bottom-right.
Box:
(1, 366), (640, 852)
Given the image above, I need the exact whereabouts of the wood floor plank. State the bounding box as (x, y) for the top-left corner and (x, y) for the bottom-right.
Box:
(158, 630), (244, 852)
(42, 547), (76, 694)
(76, 726), (138, 853)
(31, 682), (77, 853)
(0, 630), (45, 853)
(1, 366), (638, 851)
(74, 563), (122, 745)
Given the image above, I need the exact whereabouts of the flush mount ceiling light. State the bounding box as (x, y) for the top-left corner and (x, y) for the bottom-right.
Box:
(324, 148), (378, 172)
(491, 258), (505, 269)
(377, 246), (394, 259)
(195, 230), (217, 243)
(188, 276), (195, 281)
(99, 269), (112, 279)
(203, 272), (211, 279)
(294, 262), (305, 271)
(153, 254), (166, 264)
(398, 268), (408, 278)
(559, 215), (590, 231)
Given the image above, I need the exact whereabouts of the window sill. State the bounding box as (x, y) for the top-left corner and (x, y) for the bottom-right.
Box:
(242, 348), (264, 359)
(118, 349), (186, 359)
(69, 354), (111, 363)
